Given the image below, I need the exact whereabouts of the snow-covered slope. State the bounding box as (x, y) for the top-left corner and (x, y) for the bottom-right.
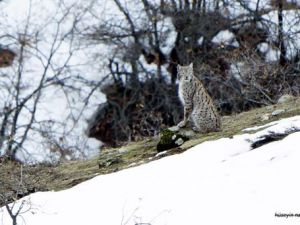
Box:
(1, 115), (300, 225)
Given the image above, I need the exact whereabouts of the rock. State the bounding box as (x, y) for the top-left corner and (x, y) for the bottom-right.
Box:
(98, 155), (123, 168)
(157, 129), (189, 152)
(168, 126), (196, 138)
(260, 114), (270, 121)
(118, 147), (129, 154)
(168, 126), (180, 132)
(178, 129), (196, 138)
(175, 138), (184, 146)
(277, 94), (294, 104)
(155, 150), (168, 157)
(271, 109), (285, 116)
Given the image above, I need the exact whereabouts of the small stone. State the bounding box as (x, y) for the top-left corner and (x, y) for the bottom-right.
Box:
(172, 134), (177, 140)
(260, 114), (270, 121)
(155, 151), (168, 157)
(277, 94), (294, 104)
(271, 109), (285, 116)
(98, 155), (123, 168)
(175, 138), (184, 146)
(178, 129), (196, 138)
(168, 126), (180, 132)
(118, 147), (129, 154)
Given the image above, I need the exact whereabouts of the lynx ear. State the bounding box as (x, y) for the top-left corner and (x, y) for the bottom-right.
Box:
(189, 62), (193, 68)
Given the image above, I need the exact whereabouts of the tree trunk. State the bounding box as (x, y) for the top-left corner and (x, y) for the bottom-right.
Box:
(277, 0), (287, 66)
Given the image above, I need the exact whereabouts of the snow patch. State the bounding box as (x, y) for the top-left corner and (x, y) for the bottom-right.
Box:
(2, 115), (300, 225)
(212, 30), (239, 48)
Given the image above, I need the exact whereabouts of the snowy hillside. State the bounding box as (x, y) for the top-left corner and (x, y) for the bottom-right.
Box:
(1, 115), (300, 225)
(2, 0), (300, 162)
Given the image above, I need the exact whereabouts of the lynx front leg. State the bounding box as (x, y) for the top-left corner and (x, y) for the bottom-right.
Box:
(177, 101), (193, 128)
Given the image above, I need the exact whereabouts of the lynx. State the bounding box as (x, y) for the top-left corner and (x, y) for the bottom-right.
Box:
(177, 63), (221, 133)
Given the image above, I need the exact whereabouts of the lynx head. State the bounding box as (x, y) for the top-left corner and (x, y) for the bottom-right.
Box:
(177, 63), (194, 82)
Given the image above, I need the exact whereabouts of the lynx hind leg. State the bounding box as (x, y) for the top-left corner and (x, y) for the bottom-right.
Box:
(192, 116), (220, 133)
(190, 110), (205, 133)
(192, 126), (201, 132)
(191, 119), (203, 133)
(213, 118), (221, 132)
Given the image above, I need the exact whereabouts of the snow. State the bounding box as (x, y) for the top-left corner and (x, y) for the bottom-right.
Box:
(229, 62), (247, 82)
(220, 0), (271, 19)
(1, 115), (300, 225)
(212, 30), (239, 48)
(197, 36), (204, 45)
(257, 42), (280, 62)
(0, 0), (106, 162)
(261, 9), (300, 60)
(157, 17), (177, 56)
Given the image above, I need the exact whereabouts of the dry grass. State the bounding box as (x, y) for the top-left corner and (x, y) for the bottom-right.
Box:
(1, 97), (300, 207)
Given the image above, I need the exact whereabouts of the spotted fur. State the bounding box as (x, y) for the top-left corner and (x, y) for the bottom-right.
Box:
(177, 63), (221, 132)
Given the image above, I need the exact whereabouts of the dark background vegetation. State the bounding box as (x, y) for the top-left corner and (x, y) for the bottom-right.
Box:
(86, 0), (300, 146)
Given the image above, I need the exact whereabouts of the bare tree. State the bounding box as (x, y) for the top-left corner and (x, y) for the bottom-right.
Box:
(0, 0), (103, 163)
(1, 195), (33, 225)
(83, 0), (300, 147)
(84, 0), (182, 146)
(0, 158), (37, 225)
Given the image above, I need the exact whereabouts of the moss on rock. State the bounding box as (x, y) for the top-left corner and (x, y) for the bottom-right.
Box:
(157, 128), (189, 152)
